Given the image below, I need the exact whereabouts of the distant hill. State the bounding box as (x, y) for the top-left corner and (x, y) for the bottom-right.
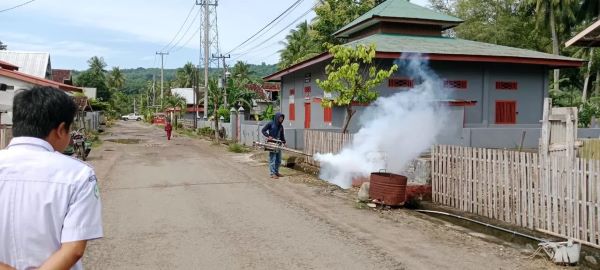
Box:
(74, 63), (278, 95)
(119, 63), (278, 94)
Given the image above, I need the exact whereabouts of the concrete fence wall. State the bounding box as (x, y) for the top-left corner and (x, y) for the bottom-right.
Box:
(191, 121), (600, 150)
(84, 112), (101, 132)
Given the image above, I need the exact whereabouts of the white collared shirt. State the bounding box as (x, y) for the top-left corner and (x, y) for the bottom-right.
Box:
(0, 137), (103, 270)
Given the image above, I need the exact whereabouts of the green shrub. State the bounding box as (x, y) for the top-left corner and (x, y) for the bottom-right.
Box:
(198, 127), (214, 137)
(228, 143), (249, 153)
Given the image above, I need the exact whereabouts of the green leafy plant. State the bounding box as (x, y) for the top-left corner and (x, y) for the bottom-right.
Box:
(198, 127), (214, 137)
(316, 44), (397, 133)
(261, 105), (276, 121)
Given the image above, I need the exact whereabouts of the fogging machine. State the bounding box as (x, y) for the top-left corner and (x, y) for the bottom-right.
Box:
(253, 139), (312, 156)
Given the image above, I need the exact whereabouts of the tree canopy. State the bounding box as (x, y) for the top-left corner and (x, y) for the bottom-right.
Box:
(277, 0), (383, 69)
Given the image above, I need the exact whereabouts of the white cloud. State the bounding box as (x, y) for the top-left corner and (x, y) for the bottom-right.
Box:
(2, 32), (115, 59)
(25, 0), (199, 46)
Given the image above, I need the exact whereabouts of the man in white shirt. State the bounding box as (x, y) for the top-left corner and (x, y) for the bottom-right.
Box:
(0, 86), (103, 270)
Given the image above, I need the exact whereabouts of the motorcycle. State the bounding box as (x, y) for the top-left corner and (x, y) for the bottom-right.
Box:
(65, 128), (91, 161)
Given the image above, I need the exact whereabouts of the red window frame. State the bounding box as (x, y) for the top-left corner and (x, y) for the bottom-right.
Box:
(304, 102), (311, 129)
(444, 80), (468, 90)
(324, 107), (332, 123)
(289, 104), (296, 121)
(495, 100), (517, 124)
(289, 89), (295, 121)
(495, 81), (518, 90)
(388, 78), (414, 88)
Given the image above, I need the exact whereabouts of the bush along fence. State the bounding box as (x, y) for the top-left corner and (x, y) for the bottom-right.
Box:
(0, 127), (12, 149)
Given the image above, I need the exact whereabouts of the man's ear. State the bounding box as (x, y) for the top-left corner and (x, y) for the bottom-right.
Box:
(58, 122), (70, 138)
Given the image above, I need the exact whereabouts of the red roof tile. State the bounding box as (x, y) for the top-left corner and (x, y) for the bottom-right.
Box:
(0, 60), (19, 71)
(51, 69), (72, 85)
(0, 68), (82, 92)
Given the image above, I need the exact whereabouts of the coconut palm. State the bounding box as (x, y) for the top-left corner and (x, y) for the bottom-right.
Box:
(88, 56), (107, 75)
(175, 62), (196, 88)
(231, 61), (255, 90)
(108, 67), (125, 91)
(573, 0), (600, 101)
(526, 0), (577, 91)
(579, 0), (600, 21)
(232, 61), (253, 81)
(278, 21), (320, 69)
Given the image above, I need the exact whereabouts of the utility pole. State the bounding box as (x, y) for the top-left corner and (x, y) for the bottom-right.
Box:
(196, 0), (219, 119)
(212, 54), (230, 107)
(152, 74), (156, 107)
(156, 51), (169, 109)
(193, 67), (198, 129)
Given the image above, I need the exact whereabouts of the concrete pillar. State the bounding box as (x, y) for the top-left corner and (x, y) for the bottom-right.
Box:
(238, 107), (245, 144)
(230, 107), (238, 142)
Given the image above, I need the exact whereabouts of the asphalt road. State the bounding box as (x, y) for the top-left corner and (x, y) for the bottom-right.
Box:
(83, 121), (557, 270)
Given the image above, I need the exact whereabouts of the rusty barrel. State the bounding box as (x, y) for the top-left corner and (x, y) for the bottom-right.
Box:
(369, 172), (408, 206)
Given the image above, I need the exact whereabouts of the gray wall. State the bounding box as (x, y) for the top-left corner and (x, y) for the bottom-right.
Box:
(278, 59), (550, 148)
(83, 111), (100, 132)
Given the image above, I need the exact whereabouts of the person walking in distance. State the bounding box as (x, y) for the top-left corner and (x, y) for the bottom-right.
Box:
(165, 119), (173, 140)
(0, 86), (103, 270)
(261, 113), (286, 179)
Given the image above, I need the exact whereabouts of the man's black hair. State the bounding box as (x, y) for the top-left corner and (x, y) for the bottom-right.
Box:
(12, 86), (78, 139)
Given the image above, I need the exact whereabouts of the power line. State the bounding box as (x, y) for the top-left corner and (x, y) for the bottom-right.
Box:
(233, 0), (304, 53)
(225, 0), (305, 54)
(231, 41), (279, 62)
(166, 7), (202, 52)
(232, 4), (316, 61)
(172, 27), (201, 52)
(160, 2), (197, 52)
(0, 0), (37, 13)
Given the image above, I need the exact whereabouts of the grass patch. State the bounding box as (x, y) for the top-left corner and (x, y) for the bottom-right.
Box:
(228, 143), (250, 153)
(198, 127), (214, 137)
(179, 128), (199, 138)
(355, 201), (369, 209)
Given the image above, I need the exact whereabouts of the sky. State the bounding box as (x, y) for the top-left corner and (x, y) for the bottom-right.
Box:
(0, 0), (430, 70)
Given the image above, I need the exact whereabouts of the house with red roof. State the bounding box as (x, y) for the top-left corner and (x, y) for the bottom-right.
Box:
(0, 56), (82, 125)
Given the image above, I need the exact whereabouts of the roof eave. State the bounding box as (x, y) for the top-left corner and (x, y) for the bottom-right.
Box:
(334, 16), (463, 38)
(566, 19), (600, 48)
(264, 51), (583, 82)
(0, 68), (83, 93)
(263, 52), (332, 82)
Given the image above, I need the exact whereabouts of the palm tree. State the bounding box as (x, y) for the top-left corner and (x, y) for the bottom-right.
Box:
(88, 56), (107, 75)
(231, 61), (255, 90)
(232, 61), (253, 80)
(526, 0), (577, 91)
(278, 21), (320, 69)
(579, 0), (600, 21)
(0, 41), (6, 50)
(575, 0), (600, 102)
(175, 62), (196, 88)
(108, 67), (125, 91)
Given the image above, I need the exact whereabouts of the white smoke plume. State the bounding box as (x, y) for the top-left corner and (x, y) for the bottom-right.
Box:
(314, 54), (449, 188)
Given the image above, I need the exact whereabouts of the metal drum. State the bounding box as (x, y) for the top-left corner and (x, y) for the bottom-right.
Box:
(369, 172), (408, 206)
